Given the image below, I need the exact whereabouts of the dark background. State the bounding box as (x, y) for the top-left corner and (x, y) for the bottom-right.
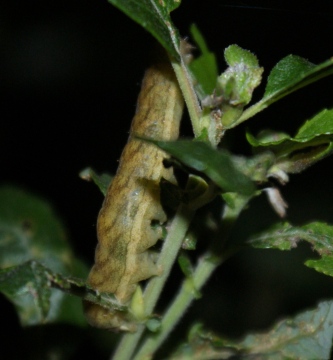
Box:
(1, 0), (333, 358)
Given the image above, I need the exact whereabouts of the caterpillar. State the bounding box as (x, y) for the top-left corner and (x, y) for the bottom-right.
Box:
(84, 58), (184, 331)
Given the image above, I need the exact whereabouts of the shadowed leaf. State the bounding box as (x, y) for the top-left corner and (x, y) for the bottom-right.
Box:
(0, 186), (88, 326)
(108, 0), (181, 60)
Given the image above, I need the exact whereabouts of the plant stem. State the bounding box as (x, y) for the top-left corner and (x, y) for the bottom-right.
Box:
(144, 204), (195, 313)
(226, 100), (267, 129)
(111, 48), (200, 360)
(133, 195), (249, 359)
(112, 328), (144, 360)
(133, 254), (219, 360)
(111, 204), (195, 360)
(171, 59), (203, 139)
(112, 52), (206, 360)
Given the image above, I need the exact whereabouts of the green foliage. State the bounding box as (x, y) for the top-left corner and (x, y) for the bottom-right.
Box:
(0, 261), (52, 324)
(151, 139), (255, 195)
(238, 56), (333, 125)
(189, 24), (219, 98)
(0, 186), (88, 326)
(247, 108), (333, 177)
(296, 108), (333, 138)
(177, 252), (194, 278)
(219, 45), (263, 106)
(265, 55), (316, 97)
(2, 1), (333, 359)
(214, 45), (263, 127)
(107, 0), (181, 60)
(0, 186), (69, 270)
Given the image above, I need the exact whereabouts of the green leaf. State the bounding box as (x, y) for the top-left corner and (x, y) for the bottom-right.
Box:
(0, 186), (71, 270)
(248, 222), (333, 253)
(0, 259), (129, 328)
(151, 140), (256, 195)
(248, 221), (333, 277)
(231, 151), (275, 183)
(224, 44), (259, 68)
(79, 167), (112, 196)
(264, 55), (315, 98)
(246, 129), (292, 147)
(182, 174), (211, 207)
(177, 253), (202, 300)
(247, 109), (333, 147)
(0, 261), (51, 324)
(189, 54), (218, 100)
(296, 108), (333, 139)
(219, 45), (263, 105)
(246, 109), (333, 176)
(188, 24), (218, 98)
(236, 56), (333, 126)
(0, 186), (88, 326)
(248, 222), (303, 250)
(305, 256), (333, 277)
(217, 45), (263, 127)
(108, 0), (181, 60)
(49, 269), (128, 314)
(189, 24), (209, 55)
(171, 302), (333, 359)
(178, 252), (193, 278)
(277, 140), (333, 175)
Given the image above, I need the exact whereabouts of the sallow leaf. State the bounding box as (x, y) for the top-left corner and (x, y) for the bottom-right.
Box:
(171, 302), (333, 359)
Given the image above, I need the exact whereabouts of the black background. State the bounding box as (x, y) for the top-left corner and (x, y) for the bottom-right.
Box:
(1, 0), (333, 359)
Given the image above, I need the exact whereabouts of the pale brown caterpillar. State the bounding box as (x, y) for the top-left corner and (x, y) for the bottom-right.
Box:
(84, 59), (184, 331)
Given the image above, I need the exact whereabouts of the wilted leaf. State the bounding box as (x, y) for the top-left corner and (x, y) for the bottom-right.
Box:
(236, 301), (333, 359)
(248, 221), (333, 277)
(248, 222), (298, 250)
(171, 301), (333, 359)
(248, 222), (333, 253)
